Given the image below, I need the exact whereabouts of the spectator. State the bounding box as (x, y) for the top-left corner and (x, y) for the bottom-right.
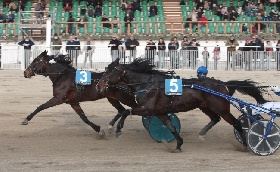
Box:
(168, 38), (179, 69)
(180, 36), (188, 68)
(277, 0), (280, 11)
(35, 0), (46, 24)
(66, 35), (80, 68)
(9, 0), (17, 12)
(118, 37), (126, 62)
(204, 1), (210, 10)
(131, 0), (141, 12)
(223, 12), (229, 21)
(113, 17), (119, 28)
(229, 9), (238, 21)
(196, 0), (204, 10)
(228, 3), (235, 13)
(184, 16), (192, 31)
(242, 24), (248, 34)
(276, 15), (280, 33)
(80, 6), (87, 16)
(17, 1), (25, 12)
(180, 0), (186, 5)
(149, 2), (158, 17)
(81, 37), (95, 68)
(215, 4), (223, 19)
(86, 0), (94, 7)
(67, 13), (75, 34)
(124, 12), (133, 33)
(199, 14), (208, 28)
(63, 0), (72, 7)
(121, 0), (127, 11)
(6, 11), (14, 23)
(255, 13), (264, 33)
(271, 0), (277, 6)
(102, 14), (111, 28)
(173, 37), (180, 50)
(145, 39), (156, 65)
(108, 35), (121, 62)
(126, 8), (134, 18)
(258, 3), (265, 13)
(266, 40), (273, 69)
(94, 4), (102, 17)
(243, 38), (251, 51)
(78, 16), (87, 28)
(252, 4), (259, 16)
(221, 6), (228, 20)
(225, 35), (239, 70)
(93, 0), (102, 7)
(125, 34), (139, 63)
(188, 9), (198, 30)
(213, 45), (221, 70)
(157, 37), (166, 69)
(187, 38), (200, 68)
(18, 36), (35, 68)
(197, 8), (204, 20)
(269, 8), (278, 18)
(51, 33), (62, 55)
(202, 47), (209, 68)
(63, 3), (72, 12)
(237, 6), (242, 16)
(245, 3), (253, 17)
(276, 39), (280, 70)
(88, 6), (94, 17)
(0, 11), (6, 23)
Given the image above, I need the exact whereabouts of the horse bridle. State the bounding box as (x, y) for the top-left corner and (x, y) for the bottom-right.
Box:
(97, 66), (126, 92)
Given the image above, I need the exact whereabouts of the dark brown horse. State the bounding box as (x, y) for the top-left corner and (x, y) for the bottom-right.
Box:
(23, 51), (137, 138)
(96, 58), (268, 151)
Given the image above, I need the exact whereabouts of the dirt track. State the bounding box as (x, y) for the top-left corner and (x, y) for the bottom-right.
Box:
(1, 70), (280, 172)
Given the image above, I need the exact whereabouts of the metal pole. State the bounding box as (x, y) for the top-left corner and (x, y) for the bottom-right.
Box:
(46, 18), (52, 55)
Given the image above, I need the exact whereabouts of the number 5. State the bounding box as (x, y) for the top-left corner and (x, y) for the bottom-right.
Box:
(80, 71), (87, 82)
(170, 79), (178, 92)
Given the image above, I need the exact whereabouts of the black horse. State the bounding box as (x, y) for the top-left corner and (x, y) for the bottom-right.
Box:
(23, 51), (138, 138)
(96, 58), (268, 151)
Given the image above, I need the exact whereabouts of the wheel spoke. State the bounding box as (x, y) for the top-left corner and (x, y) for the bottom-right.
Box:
(250, 131), (263, 138)
(265, 140), (273, 150)
(267, 132), (280, 138)
(252, 138), (264, 150)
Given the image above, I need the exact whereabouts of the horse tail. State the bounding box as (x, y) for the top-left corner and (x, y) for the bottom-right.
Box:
(225, 80), (269, 104)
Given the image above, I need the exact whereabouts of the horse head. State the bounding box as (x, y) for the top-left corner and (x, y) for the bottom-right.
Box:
(24, 50), (51, 78)
(96, 58), (125, 92)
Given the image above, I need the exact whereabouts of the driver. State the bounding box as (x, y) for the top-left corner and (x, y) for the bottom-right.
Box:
(197, 66), (208, 79)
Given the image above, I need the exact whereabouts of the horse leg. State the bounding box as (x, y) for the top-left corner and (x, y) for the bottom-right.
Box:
(158, 114), (183, 152)
(106, 98), (127, 133)
(220, 112), (247, 146)
(115, 110), (130, 135)
(21, 97), (64, 125)
(198, 107), (221, 141)
(70, 103), (105, 139)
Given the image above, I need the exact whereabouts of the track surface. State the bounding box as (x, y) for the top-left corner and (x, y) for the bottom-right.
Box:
(1, 70), (280, 172)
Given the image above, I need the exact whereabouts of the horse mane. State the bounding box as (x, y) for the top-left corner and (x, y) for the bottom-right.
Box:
(50, 54), (76, 70)
(124, 58), (169, 76)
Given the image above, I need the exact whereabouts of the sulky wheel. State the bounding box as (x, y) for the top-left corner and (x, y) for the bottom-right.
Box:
(142, 116), (151, 130)
(234, 114), (264, 144)
(247, 119), (280, 156)
(148, 113), (181, 143)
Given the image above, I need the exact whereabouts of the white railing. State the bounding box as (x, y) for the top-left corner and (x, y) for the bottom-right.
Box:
(1, 45), (280, 71)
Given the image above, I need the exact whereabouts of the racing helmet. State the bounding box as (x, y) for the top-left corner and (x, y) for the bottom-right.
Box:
(197, 66), (208, 78)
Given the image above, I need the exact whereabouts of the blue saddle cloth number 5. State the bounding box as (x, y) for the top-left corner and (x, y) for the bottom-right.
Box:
(75, 70), (91, 85)
(165, 79), (182, 95)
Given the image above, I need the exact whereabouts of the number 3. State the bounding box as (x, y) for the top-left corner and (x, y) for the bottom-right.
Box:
(170, 79), (178, 92)
(80, 71), (87, 82)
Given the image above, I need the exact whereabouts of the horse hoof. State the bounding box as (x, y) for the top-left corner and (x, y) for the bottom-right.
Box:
(108, 125), (114, 134)
(115, 132), (122, 138)
(98, 130), (105, 139)
(199, 135), (205, 141)
(171, 148), (182, 153)
(21, 119), (28, 125)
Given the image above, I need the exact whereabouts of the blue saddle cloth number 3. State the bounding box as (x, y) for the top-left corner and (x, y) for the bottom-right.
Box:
(75, 70), (91, 85)
(165, 79), (182, 95)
